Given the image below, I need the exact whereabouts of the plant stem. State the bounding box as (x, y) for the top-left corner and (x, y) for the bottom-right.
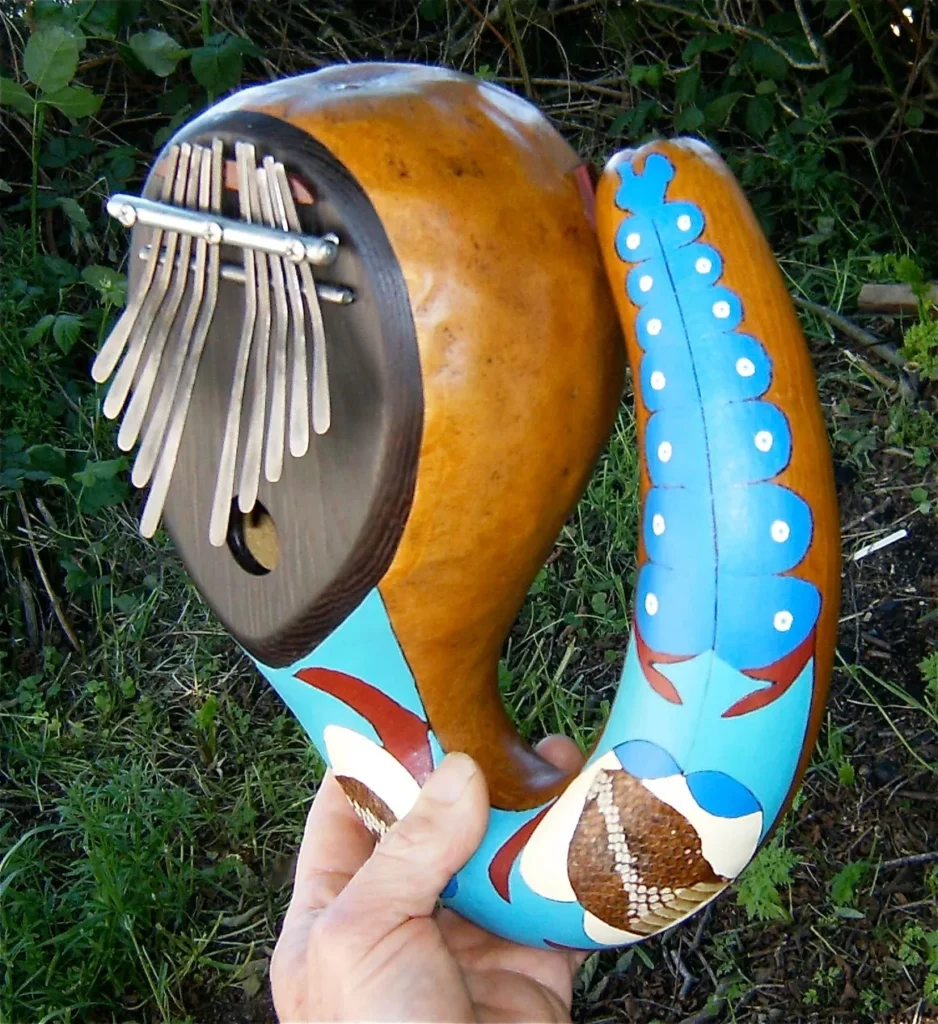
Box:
(30, 102), (45, 259)
(200, 0), (211, 42)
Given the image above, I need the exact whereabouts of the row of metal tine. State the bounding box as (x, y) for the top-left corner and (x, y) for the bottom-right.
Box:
(92, 139), (340, 546)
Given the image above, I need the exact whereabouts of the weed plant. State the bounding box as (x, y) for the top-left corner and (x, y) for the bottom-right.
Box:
(1, 1), (936, 1021)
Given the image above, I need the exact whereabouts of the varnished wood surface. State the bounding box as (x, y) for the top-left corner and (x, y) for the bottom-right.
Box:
(212, 65), (626, 808)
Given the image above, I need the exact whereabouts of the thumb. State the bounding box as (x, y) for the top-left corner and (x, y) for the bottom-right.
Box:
(319, 753), (488, 952)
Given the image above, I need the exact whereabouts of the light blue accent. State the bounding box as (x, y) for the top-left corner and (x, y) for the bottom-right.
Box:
(686, 770), (761, 818)
(613, 739), (682, 779)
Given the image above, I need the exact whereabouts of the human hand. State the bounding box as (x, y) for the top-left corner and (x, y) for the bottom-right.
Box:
(270, 737), (587, 1023)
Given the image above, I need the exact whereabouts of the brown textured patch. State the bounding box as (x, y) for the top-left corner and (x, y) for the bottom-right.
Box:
(567, 768), (724, 934)
(336, 776), (396, 839)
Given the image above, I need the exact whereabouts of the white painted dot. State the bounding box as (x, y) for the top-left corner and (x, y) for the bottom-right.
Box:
(774, 610), (793, 632)
(736, 357), (756, 377)
(626, 232), (641, 250)
(645, 592), (659, 615)
(695, 257), (712, 274)
(713, 300), (731, 319)
(771, 519), (790, 543)
(647, 318), (662, 336)
(652, 513), (666, 536)
(755, 430), (774, 452)
(650, 370), (666, 391)
(657, 441), (672, 463)
(677, 214), (692, 232)
(639, 274), (654, 292)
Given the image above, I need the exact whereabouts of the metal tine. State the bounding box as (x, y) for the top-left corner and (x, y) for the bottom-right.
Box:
(265, 157), (309, 460)
(236, 163), (273, 514)
(119, 145), (202, 452)
(256, 165), (288, 484)
(141, 139), (224, 539)
(104, 144), (193, 419)
(274, 162), (331, 435)
(208, 142), (260, 547)
(93, 146), (180, 384)
(133, 143), (212, 489)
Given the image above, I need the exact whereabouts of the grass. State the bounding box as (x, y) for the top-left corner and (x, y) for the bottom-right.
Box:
(2, 1), (937, 1021)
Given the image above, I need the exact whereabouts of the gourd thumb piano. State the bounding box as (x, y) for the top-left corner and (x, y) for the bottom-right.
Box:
(91, 63), (840, 950)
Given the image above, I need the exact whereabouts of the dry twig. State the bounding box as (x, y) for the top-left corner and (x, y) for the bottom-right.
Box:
(15, 491), (81, 653)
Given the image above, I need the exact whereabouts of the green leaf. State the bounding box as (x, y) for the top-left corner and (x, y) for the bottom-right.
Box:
(675, 66), (701, 107)
(831, 860), (869, 907)
(735, 840), (798, 922)
(0, 77), (35, 115)
(755, 79), (777, 95)
(25, 444), (69, 480)
(56, 196), (90, 233)
(72, 458), (130, 512)
(744, 40), (789, 82)
(190, 34), (256, 94)
(746, 95), (775, 138)
(52, 313), (83, 353)
(195, 694), (219, 731)
(24, 26), (80, 94)
(905, 105), (925, 128)
(606, 110), (631, 138)
(42, 134), (94, 168)
(629, 98), (660, 137)
(80, 0), (143, 38)
(419, 0), (447, 18)
(704, 91), (744, 126)
(682, 32), (735, 62)
(26, 313), (56, 346)
(824, 65), (852, 108)
(674, 104), (705, 132)
(629, 63), (664, 89)
(82, 265), (127, 307)
(128, 29), (186, 77)
(41, 84), (101, 122)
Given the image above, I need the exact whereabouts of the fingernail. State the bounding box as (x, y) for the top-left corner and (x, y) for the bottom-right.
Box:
(421, 753), (478, 806)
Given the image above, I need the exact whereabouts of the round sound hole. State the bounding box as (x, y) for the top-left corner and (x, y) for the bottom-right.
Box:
(227, 499), (280, 575)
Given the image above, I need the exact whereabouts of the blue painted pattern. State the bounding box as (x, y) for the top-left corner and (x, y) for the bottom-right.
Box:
(614, 153), (820, 670)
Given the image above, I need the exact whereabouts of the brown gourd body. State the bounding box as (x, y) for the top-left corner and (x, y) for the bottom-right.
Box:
(206, 64), (627, 808)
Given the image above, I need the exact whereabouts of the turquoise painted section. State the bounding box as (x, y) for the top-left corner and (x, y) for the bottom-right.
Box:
(254, 588), (427, 754)
(251, 587), (587, 949)
(587, 636), (814, 839)
(251, 585), (814, 950)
